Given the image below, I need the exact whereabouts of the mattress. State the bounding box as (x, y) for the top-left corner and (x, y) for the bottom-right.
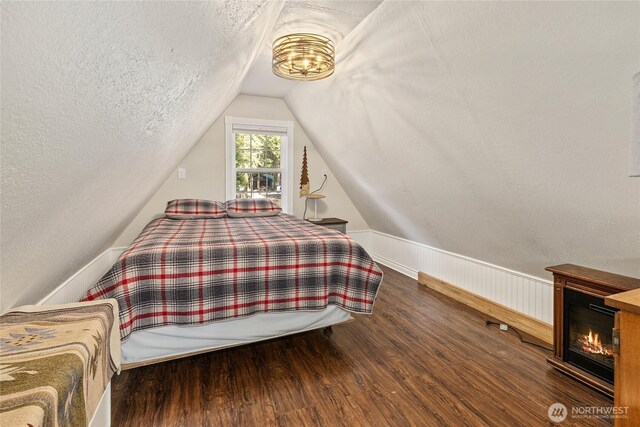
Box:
(84, 213), (383, 341)
(121, 306), (351, 367)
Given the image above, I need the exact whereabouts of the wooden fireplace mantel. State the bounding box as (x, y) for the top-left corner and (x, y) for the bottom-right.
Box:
(545, 264), (640, 399)
(546, 264), (640, 294)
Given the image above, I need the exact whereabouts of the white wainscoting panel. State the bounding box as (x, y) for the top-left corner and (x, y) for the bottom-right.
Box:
(38, 247), (126, 305)
(34, 248), (122, 427)
(351, 230), (553, 325)
(88, 382), (111, 427)
(347, 230), (371, 252)
(37, 232), (552, 324)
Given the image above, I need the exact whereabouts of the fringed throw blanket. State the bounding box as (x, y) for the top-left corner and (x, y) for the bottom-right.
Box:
(84, 214), (383, 341)
(0, 300), (120, 427)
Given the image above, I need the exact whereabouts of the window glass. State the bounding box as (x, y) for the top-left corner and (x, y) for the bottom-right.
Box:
(227, 117), (292, 213)
(235, 172), (282, 206)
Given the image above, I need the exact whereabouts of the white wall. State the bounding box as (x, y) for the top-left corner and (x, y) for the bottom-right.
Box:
(115, 95), (368, 246)
(0, 2), (283, 311)
(4, 1), (638, 315)
(287, 1), (640, 280)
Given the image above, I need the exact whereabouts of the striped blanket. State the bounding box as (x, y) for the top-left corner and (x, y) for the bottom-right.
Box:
(0, 300), (120, 427)
(84, 214), (383, 341)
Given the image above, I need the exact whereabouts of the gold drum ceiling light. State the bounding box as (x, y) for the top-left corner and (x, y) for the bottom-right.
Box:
(272, 33), (335, 81)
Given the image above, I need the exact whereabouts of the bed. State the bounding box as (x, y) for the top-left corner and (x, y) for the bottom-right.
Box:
(84, 208), (383, 368)
(0, 300), (119, 427)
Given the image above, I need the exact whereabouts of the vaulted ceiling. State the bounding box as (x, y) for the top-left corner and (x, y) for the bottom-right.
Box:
(1, 1), (283, 310)
(1, 1), (639, 311)
(286, 1), (640, 278)
(241, 0), (382, 97)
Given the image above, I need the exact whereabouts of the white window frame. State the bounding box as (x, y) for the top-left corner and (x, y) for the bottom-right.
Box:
(225, 116), (294, 214)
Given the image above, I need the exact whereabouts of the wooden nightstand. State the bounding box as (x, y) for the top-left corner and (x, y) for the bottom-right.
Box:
(307, 217), (348, 234)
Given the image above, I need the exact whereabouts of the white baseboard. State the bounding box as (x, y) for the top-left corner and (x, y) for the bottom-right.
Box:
(37, 247), (126, 305)
(351, 230), (553, 325)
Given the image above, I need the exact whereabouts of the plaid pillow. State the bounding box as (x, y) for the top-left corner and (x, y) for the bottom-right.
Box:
(164, 199), (226, 219)
(226, 198), (282, 217)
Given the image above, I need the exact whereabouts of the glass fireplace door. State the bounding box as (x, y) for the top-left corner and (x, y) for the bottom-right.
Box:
(563, 288), (617, 383)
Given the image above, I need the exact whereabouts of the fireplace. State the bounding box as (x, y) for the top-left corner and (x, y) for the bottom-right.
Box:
(563, 288), (616, 383)
(546, 264), (640, 397)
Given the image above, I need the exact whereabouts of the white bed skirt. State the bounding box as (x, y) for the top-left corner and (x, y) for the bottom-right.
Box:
(121, 306), (352, 367)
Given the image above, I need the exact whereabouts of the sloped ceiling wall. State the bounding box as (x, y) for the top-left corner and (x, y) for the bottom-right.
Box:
(0, 1), (283, 311)
(2, 1), (638, 313)
(286, 1), (640, 279)
(241, 1), (382, 98)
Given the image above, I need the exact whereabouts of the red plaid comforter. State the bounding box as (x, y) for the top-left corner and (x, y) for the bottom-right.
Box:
(83, 214), (383, 341)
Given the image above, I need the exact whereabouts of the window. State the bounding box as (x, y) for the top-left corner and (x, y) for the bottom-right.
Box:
(225, 117), (294, 213)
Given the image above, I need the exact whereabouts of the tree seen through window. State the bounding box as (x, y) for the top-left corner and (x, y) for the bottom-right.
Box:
(235, 133), (282, 205)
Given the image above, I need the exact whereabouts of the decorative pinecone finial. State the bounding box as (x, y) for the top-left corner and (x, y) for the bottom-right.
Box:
(300, 146), (310, 197)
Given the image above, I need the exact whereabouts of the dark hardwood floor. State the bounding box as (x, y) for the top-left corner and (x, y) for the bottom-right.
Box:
(112, 265), (612, 426)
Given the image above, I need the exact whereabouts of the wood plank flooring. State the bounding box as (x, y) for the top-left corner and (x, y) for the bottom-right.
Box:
(111, 265), (612, 426)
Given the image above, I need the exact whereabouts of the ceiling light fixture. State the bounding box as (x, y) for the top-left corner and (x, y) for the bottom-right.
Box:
(272, 33), (335, 81)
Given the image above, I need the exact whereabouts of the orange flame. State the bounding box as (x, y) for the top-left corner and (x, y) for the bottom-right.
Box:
(579, 329), (613, 357)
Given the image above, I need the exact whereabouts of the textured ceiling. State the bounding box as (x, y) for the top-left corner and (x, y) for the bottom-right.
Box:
(2, 1), (639, 312)
(0, 1), (283, 311)
(241, 0), (381, 97)
(286, 1), (640, 279)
